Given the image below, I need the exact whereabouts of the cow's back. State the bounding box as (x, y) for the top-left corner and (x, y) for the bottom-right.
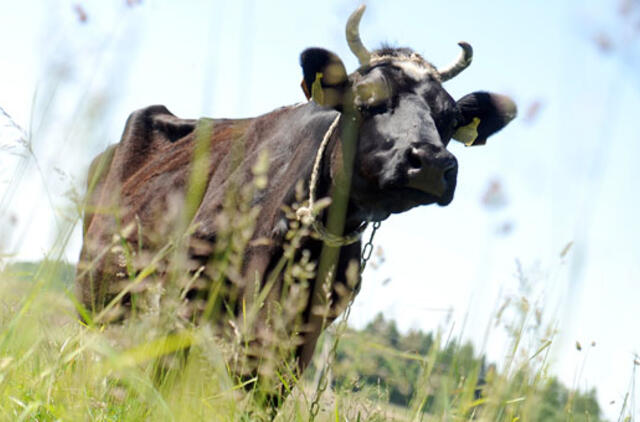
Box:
(76, 103), (332, 316)
(76, 105), (246, 313)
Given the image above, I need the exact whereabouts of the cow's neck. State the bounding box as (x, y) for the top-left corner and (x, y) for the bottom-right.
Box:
(315, 111), (369, 237)
(267, 103), (367, 241)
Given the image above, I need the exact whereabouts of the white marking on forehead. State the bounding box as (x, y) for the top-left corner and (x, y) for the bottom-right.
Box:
(395, 60), (434, 81)
(368, 53), (440, 82)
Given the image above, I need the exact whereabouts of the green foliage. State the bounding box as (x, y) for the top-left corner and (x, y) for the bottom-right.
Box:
(0, 266), (610, 421)
(331, 313), (606, 422)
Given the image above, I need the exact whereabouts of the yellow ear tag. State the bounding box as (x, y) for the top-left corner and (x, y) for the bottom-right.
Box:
(311, 72), (324, 105)
(453, 117), (481, 146)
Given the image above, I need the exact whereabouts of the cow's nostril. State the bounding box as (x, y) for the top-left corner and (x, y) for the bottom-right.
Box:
(443, 165), (457, 183)
(406, 148), (422, 170)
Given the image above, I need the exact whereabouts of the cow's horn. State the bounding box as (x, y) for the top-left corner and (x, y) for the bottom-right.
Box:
(346, 5), (371, 66)
(438, 42), (473, 81)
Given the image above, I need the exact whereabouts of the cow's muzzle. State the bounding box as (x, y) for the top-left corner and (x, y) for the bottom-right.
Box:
(404, 147), (458, 205)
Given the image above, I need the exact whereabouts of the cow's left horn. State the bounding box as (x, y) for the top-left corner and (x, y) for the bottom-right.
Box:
(346, 5), (371, 66)
(438, 42), (473, 81)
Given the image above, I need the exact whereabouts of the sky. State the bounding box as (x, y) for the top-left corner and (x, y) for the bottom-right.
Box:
(1, 0), (639, 419)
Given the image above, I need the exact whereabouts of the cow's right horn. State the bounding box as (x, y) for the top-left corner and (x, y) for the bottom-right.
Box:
(346, 5), (371, 66)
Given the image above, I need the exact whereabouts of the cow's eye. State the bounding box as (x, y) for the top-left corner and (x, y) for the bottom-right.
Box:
(358, 101), (389, 115)
(354, 72), (392, 113)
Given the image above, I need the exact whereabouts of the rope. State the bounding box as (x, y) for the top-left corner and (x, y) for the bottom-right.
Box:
(295, 114), (367, 246)
(296, 114), (340, 225)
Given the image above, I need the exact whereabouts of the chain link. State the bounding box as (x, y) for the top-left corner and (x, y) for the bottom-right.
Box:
(360, 221), (381, 272)
(308, 221), (381, 420)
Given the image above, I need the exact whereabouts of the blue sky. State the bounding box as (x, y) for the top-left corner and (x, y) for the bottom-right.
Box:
(1, 0), (639, 419)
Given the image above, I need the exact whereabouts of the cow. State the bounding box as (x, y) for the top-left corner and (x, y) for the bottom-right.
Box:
(76, 5), (516, 413)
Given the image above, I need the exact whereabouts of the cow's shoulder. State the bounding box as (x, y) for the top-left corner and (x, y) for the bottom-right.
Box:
(124, 105), (197, 144)
(117, 105), (197, 181)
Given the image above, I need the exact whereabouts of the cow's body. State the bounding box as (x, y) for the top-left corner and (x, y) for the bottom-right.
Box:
(77, 103), (360, 370)
(77, 5), (516, 412)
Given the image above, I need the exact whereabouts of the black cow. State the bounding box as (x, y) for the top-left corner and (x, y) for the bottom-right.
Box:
(76, 4), (516, 412)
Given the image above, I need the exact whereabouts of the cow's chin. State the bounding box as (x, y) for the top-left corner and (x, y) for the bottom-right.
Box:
(352, 187), (455, 223)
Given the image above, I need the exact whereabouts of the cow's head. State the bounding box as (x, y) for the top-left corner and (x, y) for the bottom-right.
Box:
(300, 6), (516, 222)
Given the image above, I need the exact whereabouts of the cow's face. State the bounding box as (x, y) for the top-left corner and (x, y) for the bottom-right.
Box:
(299, 7), (516, 222)
(348, 55), (462, 219)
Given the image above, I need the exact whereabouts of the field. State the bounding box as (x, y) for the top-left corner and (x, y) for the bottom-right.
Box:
(0, 259), (608, 421)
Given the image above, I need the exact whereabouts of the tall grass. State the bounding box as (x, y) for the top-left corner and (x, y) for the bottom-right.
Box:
(0, 253), (613, 421)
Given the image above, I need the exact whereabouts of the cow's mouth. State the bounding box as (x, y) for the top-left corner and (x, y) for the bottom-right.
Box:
(350, 168), (457, 222)
(405, 186), (454, 207)
(403, 185), (455, 207)
(353, 186), (452, 222)
(404, 165), (457, 206)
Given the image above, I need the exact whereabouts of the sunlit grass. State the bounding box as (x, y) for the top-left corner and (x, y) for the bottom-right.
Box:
(0, 253), (615, 421)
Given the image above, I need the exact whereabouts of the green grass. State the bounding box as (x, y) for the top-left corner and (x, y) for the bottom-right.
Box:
(0, 258), (610, 421)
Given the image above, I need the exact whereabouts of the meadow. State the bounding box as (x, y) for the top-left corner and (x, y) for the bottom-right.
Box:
(0, 257), (608, 421)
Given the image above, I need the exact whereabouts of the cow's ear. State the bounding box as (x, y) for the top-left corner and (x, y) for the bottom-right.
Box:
(453, 92), (517, 146)
(300, 48), (348, 108)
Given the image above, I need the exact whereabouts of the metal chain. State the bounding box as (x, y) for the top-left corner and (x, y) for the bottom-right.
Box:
(308, 221), (381, 420)
(360, 221), (381, 272)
